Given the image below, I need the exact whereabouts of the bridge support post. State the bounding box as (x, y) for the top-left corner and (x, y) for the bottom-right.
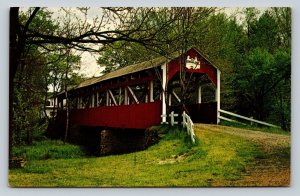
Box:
(91, 93), (95, 107)
(149, 80), (154, 102)
(161, 63), (167, 123)
(198, 85), (202, 104)
(216, 69), (221, 124)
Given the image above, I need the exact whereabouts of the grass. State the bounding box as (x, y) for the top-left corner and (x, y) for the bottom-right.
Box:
(220, 120), (290, 135)
(12, 140), (88, 161)
(9, 124), (290, 187)
(195, 124), (290, 186)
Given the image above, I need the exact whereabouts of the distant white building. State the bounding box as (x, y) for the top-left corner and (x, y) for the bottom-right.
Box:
(45, 98), (58, 118)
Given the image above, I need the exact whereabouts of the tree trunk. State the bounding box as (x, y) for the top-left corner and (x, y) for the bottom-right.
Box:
(43, 80), (50, 122)
(63, 49), (70, 143)
(26, 128), (32, 145)
(254, 94), (265, 121)
(279, 92), (287, 130)
(9, 7), (19, 161)
(64, 88), (69, 143)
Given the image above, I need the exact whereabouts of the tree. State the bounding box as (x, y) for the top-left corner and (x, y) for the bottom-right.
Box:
(12, 44), (47, 145)
(190, 12), (247, 111)
(235, 48), (274, 119)
(270, 7), (291, 48)
(10, 8), (83, 155)
(231, 8), (291, 129)
(43, 49), (82, 121)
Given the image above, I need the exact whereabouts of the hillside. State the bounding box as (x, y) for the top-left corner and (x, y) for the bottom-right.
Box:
(9, 124), (290, 187)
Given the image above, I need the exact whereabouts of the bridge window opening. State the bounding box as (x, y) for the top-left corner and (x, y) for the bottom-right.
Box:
(92, 93), (97, 107)
(185, 86), (198, 105)
(80, 96), (84, 109)
(126, 86), (139, 105)
(60, 99), (66, 109)
(78, 97), (82, 108)
(97, 91), (106, 107)
(166, 72), (217, 105)
(116, 88), (124, 105)
(201, 83), (216, 103)
(106, 90), (110, 106)
(170, 89), (181, 105)
(128, 83), (148, 104)
(167, 74), (183, 106)
(90, 94), (94, 108)
(76, 97), (81, 109)
(69, 96), (77, 109)
(89, 95), (93, 108)
(108, 89), (119, 106)
(183, 73), (199, 105)
(153, 79), (161, 101)
(58, 99), (62, 109)
(82, 95), (90, 108)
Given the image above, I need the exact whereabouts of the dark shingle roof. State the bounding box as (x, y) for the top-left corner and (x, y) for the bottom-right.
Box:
(76, 52), (180, 89)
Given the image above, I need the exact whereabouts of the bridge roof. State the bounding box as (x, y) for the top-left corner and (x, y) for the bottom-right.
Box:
(76, 53), (177, 89)
(75, 47), (219, 90)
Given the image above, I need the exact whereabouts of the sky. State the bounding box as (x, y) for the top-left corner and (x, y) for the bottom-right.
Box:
(78, 51), (104, 77)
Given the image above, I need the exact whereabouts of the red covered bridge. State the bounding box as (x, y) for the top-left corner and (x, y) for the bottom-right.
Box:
(54, 48), (221, 154)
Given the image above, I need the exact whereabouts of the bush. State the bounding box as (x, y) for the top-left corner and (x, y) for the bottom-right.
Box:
(164, 125), (199, 145)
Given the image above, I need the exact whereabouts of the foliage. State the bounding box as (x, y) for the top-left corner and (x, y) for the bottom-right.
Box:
(97, 8), (215, 73)
(12, 139), (87, 161)
(46, 52), (82, 93)
(96, 42), (158, 74)
(11, 9), (84, 146)
(12, 44), (48, 145)
(231, 8), (291, 130)
(192, 13), (246, 110)
(163, 125), (199, 147)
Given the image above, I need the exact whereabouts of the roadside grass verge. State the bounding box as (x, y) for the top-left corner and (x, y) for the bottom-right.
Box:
(195, 123), (290, 186)
(220, 120), (289, 135)
(9, 125), (280, 187)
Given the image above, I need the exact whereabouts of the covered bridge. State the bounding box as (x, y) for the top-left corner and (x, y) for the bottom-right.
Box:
(56, 47), (220, 129)
(54, 48), (221, 154)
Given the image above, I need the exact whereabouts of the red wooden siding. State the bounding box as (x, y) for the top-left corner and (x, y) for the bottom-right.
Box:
(186, 49), (218, 86)
(167, 48), (218, 86)
(167, 59), (180, 81)
(57, 101), (162, 129)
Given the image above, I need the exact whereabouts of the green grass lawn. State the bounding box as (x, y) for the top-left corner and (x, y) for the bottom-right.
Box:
(9, 124), (289, 187)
